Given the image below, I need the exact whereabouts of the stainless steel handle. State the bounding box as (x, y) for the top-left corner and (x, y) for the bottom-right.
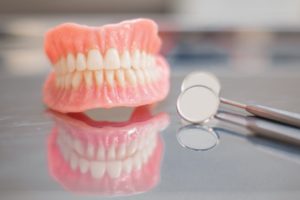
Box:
(246, 104), (300, 128)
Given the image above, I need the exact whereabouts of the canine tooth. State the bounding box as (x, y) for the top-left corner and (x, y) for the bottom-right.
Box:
(107, 161), (122, 178)
(125, 69), (137, 86)
(90, 161), (105, 179)
(135, 68), (145, 84)
(72, 72), (82, 89)
(73, 139), (84, 155)
(65, 73), (72, 89)
(87, 143), (95, 159)
(127, 140), (137, 156)
(84, 71), (93, 87)
(76, 53), (86, 71)
(70, 152), (78, 171)
(87, 49), (102, 70)
(105, 70), (115, 87)
(117, 143), (126, 159)
(67, 53), (76, 72)
(104, 48), (120, 69)
(96, 146), (105, 160)
(79, 158), (90, 174)
(132, 49), (141, 69)
(120, 50), (131, 69)
(94, 70), (103, 86)
(123, 158), (132, 174)
(116, 69), (126, 87)
(107, 145), (116, 160)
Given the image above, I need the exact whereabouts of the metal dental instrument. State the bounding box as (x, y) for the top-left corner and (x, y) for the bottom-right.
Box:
(177, 71), (300, 128)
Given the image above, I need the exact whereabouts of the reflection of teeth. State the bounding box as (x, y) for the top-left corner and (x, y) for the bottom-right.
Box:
(86, 143), (95, 159)
(117, 143), (126, 159)
(79, 158), (89, 174)
(87, 49), (103, 70)
(127, 140), (137, 155)
(107, 145), (116, 160)
(76, 53), (86, 71)
(96, 146), (105, 160)
(122, 157), (133, 174)
(133, 153), (142, 170)
(70, 152), (78, 171)
(107, 161), (122, 178)
(74, 139), (84, 155)
(104, 48), (120, 69)
(91, 161), (105, 178)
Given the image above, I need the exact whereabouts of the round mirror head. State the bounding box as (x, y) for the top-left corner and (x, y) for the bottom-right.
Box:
(177, 85), (220, 124)
(177, 125), (219, 151)
(181, 71), (221, 95)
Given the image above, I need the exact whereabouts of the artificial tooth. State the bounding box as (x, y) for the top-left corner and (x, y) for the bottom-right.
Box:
(107, 161), (122, 178)
(107, 145), (116, 160)
(66, 53), (76, 72)
(127, 140), (137, 155)
(76, 53), (86, 71)
(61, 58), (68, 74)
(120, 50), (131, 69)
(132, 49), (141, 69)
(84, 71), (93, 87)
(104, 48), (120, 69)
(135, 68), (145, 84)
(125, 69), (137, 86)
(116, 69), (126, 87)
(79, 158), (89, 174)
(94, 70), (103, 86)
(143, 68), (152, 83)
(64, 73), (73, 89)
(105, 70), (115, 87)
(87, 49), (103, 70)
(140, 51), (147, 68)
(90, 161), (105, 179)
(86, 143), (95, 159)
(133, 153), (142, 170)
(96, 146), (105, 160)
(73, 139), (84, 155)
(72, 71), (82, 89)
(123, 158), (132, 174)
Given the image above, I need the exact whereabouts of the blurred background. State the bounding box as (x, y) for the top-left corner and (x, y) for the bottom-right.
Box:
(1, 0), (300, 76)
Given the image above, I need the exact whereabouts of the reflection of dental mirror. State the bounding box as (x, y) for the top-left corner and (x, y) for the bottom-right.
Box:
(177, 125), (219, 151)
(177, 71), (300, 128)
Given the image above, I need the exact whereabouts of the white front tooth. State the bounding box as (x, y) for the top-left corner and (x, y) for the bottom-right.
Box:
(65, 73), (72, 89)
(116, 69), (126, 87)
(127, 140), (137, 156)
(67, 53), (76, 72)
(133, 153), (142, 170)
(87, 143), (95, 159)
(132, 49), (141, 69)
(123, 158), (132, 174)
(104, 48), (120, 69)
(94, 70), (103, 86)
(79, 158), (90, 174)
(117, 143), (126, 159)
(125, 69), (137, 86)
(96, 146), (105, 160)
(107, 161), (122, 178)
(107, 145), (116, 160)
(70, 152), (78, 171)
(76, 53), (86, 71)
(120, 50), (131, 69)
(90, 161), (105, 179)
(141, 51), (147, 68)
(135, 68), (145, 84)
(87, 49), (103, 70)
(73, 139), (84, 155)
(83, 71), (93, 87)
(105, 70), (115, 87)
(72, 71), (82, 89)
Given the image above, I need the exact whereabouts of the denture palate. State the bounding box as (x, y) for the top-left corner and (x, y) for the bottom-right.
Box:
(54, 48), (158, 89)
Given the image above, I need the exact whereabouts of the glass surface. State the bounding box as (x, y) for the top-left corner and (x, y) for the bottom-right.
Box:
(1, 25), (300, 199)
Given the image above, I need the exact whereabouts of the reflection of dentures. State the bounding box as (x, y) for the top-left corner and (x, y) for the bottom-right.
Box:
(43, 19), (170, 112)
(47, 106), (169, 196)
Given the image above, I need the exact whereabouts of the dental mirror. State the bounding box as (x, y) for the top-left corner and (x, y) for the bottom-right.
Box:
(177, 125), (219, 151)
